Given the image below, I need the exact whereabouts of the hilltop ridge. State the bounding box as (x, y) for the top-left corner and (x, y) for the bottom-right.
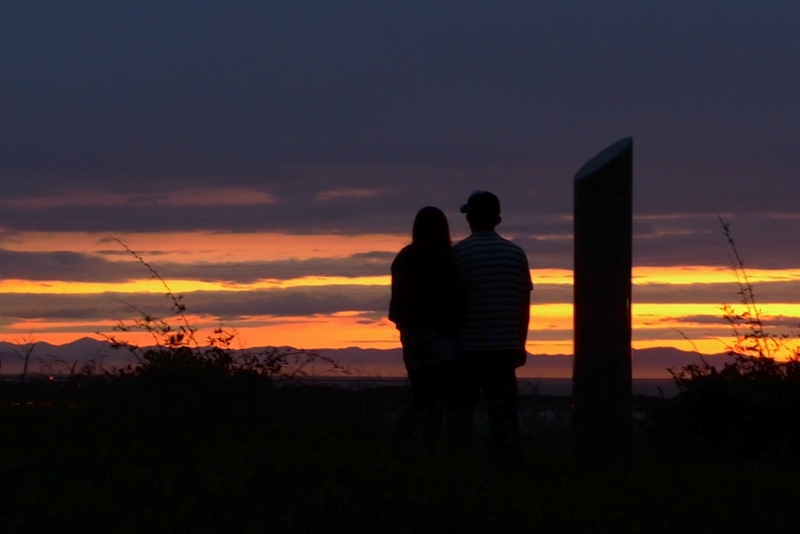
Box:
(0, 337), (728, 378)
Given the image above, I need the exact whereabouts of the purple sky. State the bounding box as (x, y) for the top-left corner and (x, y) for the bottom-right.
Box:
(0, 1), (798, 344)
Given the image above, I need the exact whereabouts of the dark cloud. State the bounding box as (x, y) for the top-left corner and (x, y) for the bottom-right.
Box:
(632, 282), (800, 305)
(2, 210), (797, 291)
(1, 194), (798, 271)
(0, 249), (144, 283)
(0, 285), (391, 321)
(1, 1), (798, 233)
(631, 327), (733, 341)
(0, 196), (413, 234)
(632, 213), (800, 269)
(515, 212), (800, 270)
(661, 314), (800, 329)
(0, 249), (394, 283)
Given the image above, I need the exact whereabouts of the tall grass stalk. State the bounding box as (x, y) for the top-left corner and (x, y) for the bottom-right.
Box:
(10, 333), (38, 382)
(671, 216), (799, 386)
(667, 216), (799, 456)
(100, 239), (347, 380)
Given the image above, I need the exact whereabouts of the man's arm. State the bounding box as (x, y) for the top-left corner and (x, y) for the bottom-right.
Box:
(519, 293), (530, 349)
(518, 247), (533, 359)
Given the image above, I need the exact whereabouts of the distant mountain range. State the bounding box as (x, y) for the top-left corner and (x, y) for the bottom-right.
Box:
(0, 337), (731, 379)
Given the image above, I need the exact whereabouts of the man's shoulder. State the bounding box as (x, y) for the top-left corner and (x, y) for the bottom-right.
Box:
(453, 231), (497, 247)
(454, 232), (526, 255)
(496, 234), (526, 252)
(452, 235), (471, 252)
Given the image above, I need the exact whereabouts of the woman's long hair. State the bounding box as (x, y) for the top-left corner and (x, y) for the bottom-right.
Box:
(412, 206), (451, 251)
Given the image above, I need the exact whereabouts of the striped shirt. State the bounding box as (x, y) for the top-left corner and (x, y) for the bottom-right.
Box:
(453, 231), (533, 351)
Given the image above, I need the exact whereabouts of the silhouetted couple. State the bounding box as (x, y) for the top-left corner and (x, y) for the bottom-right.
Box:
(389, 191), (533, 457)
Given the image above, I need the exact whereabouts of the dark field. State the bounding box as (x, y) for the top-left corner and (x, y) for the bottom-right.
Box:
(2, 375), (798, 534)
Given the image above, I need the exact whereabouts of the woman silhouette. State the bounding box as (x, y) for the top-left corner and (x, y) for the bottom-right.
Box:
(389, 206), (462, 451)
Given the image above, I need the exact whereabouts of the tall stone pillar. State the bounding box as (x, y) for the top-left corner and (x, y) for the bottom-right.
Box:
(572, 137), (633, 462)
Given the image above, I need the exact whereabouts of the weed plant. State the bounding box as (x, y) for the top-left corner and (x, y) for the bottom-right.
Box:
(104, 238), (344, 382)
(7, 333), (38, 382)
(666, 216), (800, 457)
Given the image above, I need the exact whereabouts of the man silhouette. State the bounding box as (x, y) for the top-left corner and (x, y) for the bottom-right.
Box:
(449, 191), (533, 456)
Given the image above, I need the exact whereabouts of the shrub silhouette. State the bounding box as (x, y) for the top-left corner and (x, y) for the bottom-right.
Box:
(669, 216), (799, 456)
(89, 239), (349, 432)
(103, 238), (343, 383)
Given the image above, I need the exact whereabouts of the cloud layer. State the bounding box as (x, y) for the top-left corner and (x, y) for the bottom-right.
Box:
(1, 1), (797, 351)
(0, 249), (396, 283)
(2, 2), (798, 229)
(3, 281), (798, 323)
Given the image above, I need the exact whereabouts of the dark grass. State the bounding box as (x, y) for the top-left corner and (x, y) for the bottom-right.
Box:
(2, 376), (799, 534)
(6, 217), (796, 532)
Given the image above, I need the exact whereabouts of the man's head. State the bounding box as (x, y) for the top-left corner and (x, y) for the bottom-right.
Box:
(460, 190), (501, 231)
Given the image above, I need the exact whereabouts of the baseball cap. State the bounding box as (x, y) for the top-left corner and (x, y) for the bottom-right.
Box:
(460, 190), (500, 217)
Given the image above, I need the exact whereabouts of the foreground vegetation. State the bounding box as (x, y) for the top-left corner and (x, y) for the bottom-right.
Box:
(3, 222), (798, 533)
(1, 369), (798, 534)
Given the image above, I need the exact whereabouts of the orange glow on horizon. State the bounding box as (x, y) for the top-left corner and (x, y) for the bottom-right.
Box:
(0, 231), (411, 262)
(3, 265), (798, 295)
(632, 266), (800, 284)
(0, 275), (393, 294)
(3, 301), (796, 358)
(4, 229), (797, 284)
(529, 302), (799, 330)
(0, 315), (401, 351)
(631, 338), (738, 355)
(2, 226), (798, 360)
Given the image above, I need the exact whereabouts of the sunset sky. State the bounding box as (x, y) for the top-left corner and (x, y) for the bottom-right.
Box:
(1, 1), (798, 360)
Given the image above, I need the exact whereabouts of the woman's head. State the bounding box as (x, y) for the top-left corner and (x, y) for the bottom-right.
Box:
(412, 206), (451, 250)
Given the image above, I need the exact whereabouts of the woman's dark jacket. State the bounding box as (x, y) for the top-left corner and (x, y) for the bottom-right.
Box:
(388, 244), (462, 337)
